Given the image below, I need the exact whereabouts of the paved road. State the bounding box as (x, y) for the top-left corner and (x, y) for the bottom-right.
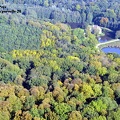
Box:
(96, 39), (120, 49)
(101, 27), (113, 32)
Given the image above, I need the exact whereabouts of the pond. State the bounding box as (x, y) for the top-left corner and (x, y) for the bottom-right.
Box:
(102, 47), (120, 55)
(99, 31), (120, 55)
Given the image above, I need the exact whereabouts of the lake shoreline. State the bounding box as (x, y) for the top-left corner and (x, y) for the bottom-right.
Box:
(97, 29), (120, 55)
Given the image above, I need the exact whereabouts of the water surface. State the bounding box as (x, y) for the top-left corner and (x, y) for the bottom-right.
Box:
(102, 47), (120, 55)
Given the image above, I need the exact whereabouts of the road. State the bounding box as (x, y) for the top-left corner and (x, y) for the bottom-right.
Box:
(101, 27), (113, 32)
(96, 39), (120, 49)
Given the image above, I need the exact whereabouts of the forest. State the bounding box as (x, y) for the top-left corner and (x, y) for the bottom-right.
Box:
(1, 0), (120, 31)
(0, 0), (120, 120)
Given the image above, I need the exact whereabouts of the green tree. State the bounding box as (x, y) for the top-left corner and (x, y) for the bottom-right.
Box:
(90, 99), (107, 114)
(24, 96), (35, 110)
(7, 95), (22, 112)
(76, 4), (81, 11)
(30, 105), (40, 118)
(0, 111), (10, 120)
(107, 108), (120, 120)
(53, 102), (71, 120)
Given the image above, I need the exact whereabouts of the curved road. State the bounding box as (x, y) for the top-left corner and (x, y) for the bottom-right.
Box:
(96, 39), (120, 49)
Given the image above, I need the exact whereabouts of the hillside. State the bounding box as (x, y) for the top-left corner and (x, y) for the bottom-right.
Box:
(0, 1), (120, 120)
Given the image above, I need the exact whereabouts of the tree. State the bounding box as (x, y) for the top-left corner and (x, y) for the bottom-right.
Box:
(68, 111), (82, 120)
(100, 97), (118, 111)
(54, 102), (71, 120)
(115, 30), (120, 39)
(81, 83), (94, 98)
(107, 108), (120, 120)
(100, 17), (109, 27)
(24, 96), (35, 110)
(91, 99), (107, 114)
(82, 105), (99, 119)
(76, 4), (81, 11)
(30, 105), (40, 118)
(44, 0), (49, 7)
(21, 111), (32, 120)
(7, 95), (22, 112)
(92, 116), (106, 120)
(46, 111), (59, 120)
(0, 111), (10, 120)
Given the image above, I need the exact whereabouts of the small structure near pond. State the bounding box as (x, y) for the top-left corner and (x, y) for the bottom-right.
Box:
(88, 25), (102, 35)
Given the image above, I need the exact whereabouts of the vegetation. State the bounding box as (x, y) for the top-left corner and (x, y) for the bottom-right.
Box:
(2, 0), (120, 31)
(0, 0), (120, 120)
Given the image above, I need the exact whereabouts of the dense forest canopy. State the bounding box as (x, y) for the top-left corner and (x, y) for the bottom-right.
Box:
(0, 0), (119, 31)
(0, 0), (120, 120)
